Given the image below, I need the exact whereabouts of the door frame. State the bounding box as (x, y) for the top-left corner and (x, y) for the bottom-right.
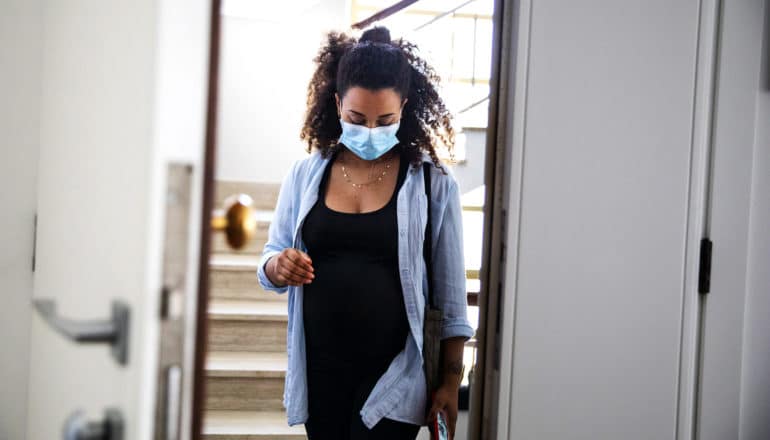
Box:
(191, 0), (222, 438)
(193, 0), (512, 437)
(695, 1), (768, 439)
(467, 0), (516, 438)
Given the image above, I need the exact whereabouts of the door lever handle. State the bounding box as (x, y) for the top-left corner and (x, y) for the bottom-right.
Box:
(32, 299), (130, 365)
(64, 408), (123, 440)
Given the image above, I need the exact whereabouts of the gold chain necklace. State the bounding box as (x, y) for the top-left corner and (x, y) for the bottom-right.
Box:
(340, 150), (395, 189)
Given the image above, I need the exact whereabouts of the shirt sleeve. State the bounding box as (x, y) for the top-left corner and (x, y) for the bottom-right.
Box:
(431, 177), (476, 340)
(257, 160), (300, 293)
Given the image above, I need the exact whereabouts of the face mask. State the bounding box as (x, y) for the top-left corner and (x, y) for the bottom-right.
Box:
(338, 118), (401, 161)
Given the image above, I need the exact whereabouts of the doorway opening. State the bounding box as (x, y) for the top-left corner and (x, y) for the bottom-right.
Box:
(194, 1), (508, 438)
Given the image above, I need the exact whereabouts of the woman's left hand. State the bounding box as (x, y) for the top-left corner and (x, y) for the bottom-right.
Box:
(427, 383), (459, 439)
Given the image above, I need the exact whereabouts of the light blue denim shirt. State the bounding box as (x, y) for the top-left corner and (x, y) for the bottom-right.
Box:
(256, 148), (475, 429)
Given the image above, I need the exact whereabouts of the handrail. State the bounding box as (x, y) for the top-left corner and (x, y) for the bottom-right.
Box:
(412, 0), (477, 31)
(458, 95), (490, 115)
(352, 0), (420, 30)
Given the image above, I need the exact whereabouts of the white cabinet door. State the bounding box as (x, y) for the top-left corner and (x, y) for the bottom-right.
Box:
(496, 1), (718, 438)
(24, 1), (211, 439)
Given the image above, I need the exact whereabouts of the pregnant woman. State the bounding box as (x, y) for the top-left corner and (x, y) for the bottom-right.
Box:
(257, 26), (474, 440)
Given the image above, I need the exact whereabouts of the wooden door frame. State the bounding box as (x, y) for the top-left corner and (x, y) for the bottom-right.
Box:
(191, 0), (222, 438)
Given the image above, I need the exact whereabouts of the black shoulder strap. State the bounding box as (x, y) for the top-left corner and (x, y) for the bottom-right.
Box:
(422, 162), (434, 309)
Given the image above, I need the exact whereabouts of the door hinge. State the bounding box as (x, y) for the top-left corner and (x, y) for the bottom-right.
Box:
(698, 238), (712, 294)
(32, 213), (38, 272)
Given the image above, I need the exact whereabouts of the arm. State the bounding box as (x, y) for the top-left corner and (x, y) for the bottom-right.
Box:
(257, 160), (299, 293)
(440, 336), (466, 389)
(432, 178), (474, 343)
(426, 177), (474, 438)
(433, 178), (475, 340)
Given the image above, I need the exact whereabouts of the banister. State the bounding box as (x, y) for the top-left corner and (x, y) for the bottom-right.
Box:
(351, 0), (420, 30)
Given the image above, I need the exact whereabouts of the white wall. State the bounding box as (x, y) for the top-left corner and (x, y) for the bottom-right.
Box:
(452, 127), (487, 194)
(215, 0), (347, 183)
(0, 1), (42, 439)
(739, 3), (770, 438)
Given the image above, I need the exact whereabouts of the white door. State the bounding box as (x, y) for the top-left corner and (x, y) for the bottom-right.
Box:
(494, 0), (722, 438)
(22, 1), (212, 439)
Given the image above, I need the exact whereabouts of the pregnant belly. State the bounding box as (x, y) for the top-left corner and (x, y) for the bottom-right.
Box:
(302, 255), (409, 361)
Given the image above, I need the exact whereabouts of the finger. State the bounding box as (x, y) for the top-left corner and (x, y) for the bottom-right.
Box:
(277, 265), (310, 285)
(427, 403), (441, 424)
(296, 249), (314, 269)
(274, 268), (299, 286)
(287, 257), (315, 278)
(285, 259), (314, 281)
(286, 251), (315, 275)
(279, 253), (314, 280)
(448, 414), (456, 439)
(288, 249), (314, 272)
(448, 408), (457, 427)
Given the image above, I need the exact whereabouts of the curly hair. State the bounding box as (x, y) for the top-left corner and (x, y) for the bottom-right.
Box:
(299, 26), (455, 175)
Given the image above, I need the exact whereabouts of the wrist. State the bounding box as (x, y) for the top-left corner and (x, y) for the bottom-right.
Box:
(441, 374), (463, 389)
(265, 256), (282, 287)
(441, 364), (465, 389)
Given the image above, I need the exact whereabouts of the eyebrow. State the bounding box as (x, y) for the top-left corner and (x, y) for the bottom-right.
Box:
(348, 110), (395, 118)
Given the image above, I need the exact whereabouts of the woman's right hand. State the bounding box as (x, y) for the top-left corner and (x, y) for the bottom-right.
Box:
(266, 248), (315, 287)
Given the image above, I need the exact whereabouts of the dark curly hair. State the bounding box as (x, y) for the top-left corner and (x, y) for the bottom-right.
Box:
(300, 26), (455, 175)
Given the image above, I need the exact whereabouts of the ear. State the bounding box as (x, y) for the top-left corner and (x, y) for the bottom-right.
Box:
(400, 97), (408, 113)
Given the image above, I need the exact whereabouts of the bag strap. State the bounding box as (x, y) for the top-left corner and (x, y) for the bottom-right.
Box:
(422, 162), (434, 309)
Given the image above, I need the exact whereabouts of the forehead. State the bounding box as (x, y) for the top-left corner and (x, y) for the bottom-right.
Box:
(340, 87), (402, 114)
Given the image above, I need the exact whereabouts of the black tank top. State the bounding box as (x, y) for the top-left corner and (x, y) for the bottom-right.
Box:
(302, 147), (410, 365)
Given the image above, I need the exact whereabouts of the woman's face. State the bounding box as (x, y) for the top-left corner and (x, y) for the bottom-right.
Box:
(335, 87), (407, 129)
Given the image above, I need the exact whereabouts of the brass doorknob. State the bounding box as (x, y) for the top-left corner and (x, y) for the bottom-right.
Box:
(211, 194), (256, 250)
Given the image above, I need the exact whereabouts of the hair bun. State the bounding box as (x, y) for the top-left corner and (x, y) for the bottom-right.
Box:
(360, 26), (391, 44)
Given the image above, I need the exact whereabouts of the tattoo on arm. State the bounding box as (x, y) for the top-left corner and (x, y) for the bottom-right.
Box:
(446, 360), (464, 376)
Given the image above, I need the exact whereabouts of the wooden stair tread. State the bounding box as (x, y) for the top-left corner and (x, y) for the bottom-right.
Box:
(206, 351), (287, 378)
(203, 410), (305, 438)
(209, 299), (287, 321)
(210, 253), (262, 271)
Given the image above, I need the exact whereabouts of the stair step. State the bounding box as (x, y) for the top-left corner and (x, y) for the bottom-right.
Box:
(209, 299), (288, 321)
(209, 254), (287, 302)
(212, 232), (266, 255)
(204, 352), (287, 410)
(203, 410), (306, 440)
(204, 374), (285, 411)
(215, 181), (281, 211)
(206, 351), (287, 378)
(207, 299), (288, 352)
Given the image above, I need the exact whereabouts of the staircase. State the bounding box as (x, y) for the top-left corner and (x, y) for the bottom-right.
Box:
(201, 180), (478, 439)
(203, 182), (307, 439)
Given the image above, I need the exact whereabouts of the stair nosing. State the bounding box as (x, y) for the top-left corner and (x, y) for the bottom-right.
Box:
(203, 409), (305, 437)
(206, 351), (287, 379)
(210, 254), (262, 271)
(208, 299), (288, 322)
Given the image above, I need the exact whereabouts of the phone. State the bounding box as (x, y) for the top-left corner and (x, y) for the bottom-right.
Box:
(431, 410), (449, 440)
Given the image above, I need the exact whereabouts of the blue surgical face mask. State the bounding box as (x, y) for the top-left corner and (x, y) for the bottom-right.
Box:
(338, 118), (401, 161)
